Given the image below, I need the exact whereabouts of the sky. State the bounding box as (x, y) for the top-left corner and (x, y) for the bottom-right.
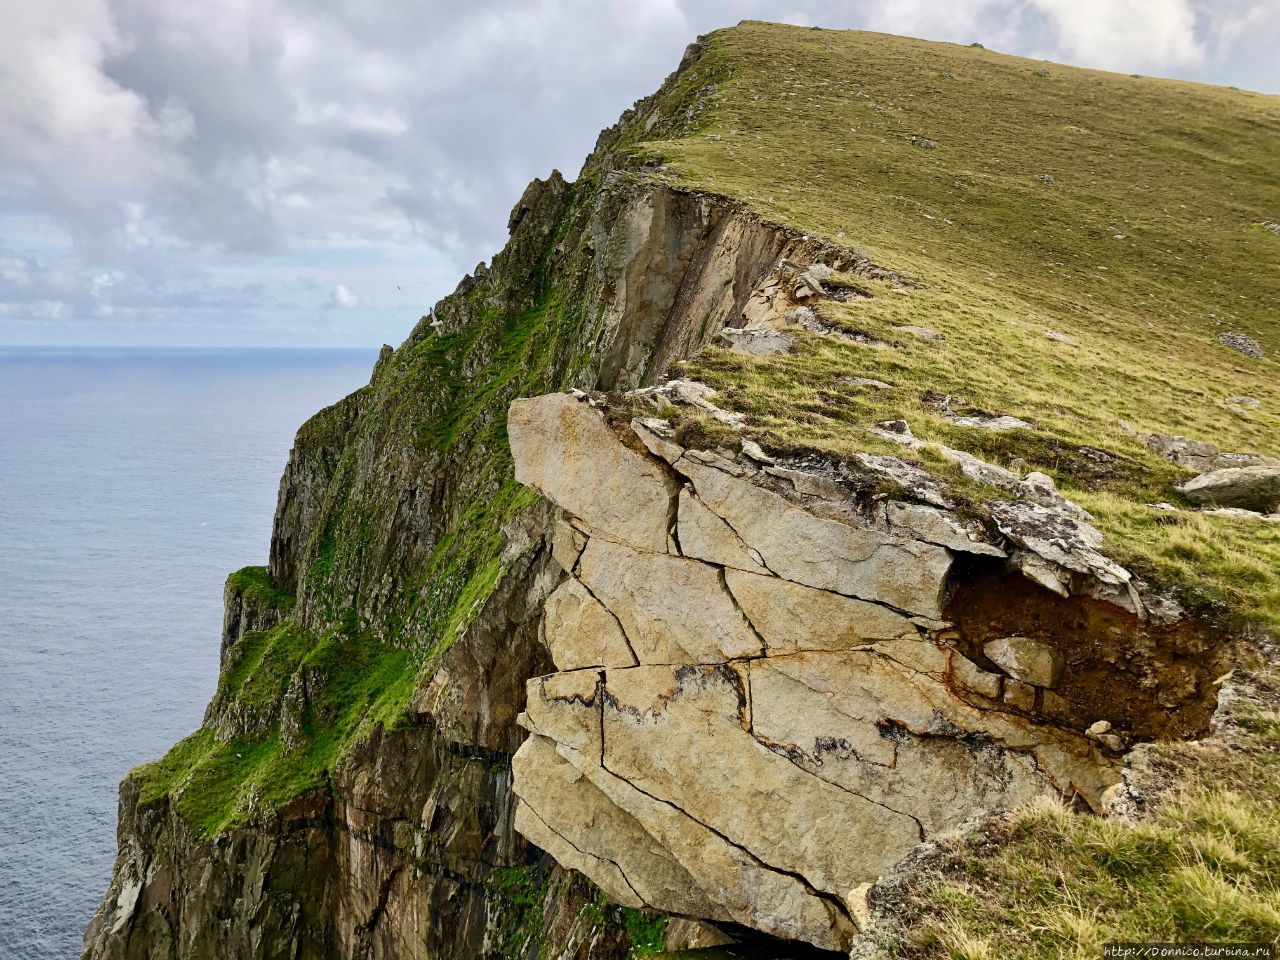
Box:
(1, 1), (1277, 348)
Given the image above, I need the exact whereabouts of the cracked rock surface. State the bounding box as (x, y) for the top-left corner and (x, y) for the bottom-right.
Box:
(507, 393), (1139, 951)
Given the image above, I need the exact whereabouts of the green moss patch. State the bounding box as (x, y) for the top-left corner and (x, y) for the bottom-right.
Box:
(130, 625), (410, 837)
(226, 565), (295, 612)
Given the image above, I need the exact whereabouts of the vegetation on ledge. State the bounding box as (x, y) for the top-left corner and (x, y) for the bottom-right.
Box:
(226, 565), (295, 612)
(130, 621), (410, 837)
(884, 668), (1280, 957)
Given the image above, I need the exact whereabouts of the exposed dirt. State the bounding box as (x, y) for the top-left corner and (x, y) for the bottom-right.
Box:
(943, 558), (1231, 742)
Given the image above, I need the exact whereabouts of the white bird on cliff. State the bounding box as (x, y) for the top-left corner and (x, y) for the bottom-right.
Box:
(429, 307), (443, 333)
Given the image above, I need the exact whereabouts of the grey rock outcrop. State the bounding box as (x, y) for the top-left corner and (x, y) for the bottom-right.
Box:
(1131, 429), (1273, 473)
(1179, 465), (1280, 514)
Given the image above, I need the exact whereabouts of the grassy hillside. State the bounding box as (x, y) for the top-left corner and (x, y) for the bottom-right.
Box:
(625, 23), (1280, 956)
(637, 22), (1280, 633)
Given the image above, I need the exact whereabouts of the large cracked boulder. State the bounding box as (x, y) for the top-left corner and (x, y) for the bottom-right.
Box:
(505, 393), (1133, 951)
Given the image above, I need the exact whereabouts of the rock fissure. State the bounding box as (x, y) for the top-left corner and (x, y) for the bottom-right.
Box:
(596, 754), (858, 929)
(717, 567), (769, 658)
(572, 573), (642, 667)
(521, 799), (645, 905)
(744, 725), (926, 841)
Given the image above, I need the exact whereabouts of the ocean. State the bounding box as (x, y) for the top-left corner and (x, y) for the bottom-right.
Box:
(0, 347), (378, 960)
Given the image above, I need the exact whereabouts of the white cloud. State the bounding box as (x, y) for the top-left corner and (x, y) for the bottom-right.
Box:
(328, 284), (358, 309)
(1028, 0), (1203, 71)
(0, 0), (1274, 345)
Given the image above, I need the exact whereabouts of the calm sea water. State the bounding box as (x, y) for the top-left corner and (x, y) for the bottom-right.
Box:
(0, 347), (377, 960)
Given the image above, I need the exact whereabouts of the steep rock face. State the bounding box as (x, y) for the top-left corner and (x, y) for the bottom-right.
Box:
(507, 394), (1223, 951)
(86, 39), (887, 960)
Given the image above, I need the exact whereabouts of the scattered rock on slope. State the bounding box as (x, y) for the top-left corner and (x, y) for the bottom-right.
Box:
(1129, 427), (1274, 472)
(1217, 332), (1264, 359)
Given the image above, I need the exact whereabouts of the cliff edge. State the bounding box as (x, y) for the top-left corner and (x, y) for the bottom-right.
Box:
(87, 21), (1279, 960)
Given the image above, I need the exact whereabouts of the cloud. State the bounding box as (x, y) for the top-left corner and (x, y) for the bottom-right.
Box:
(0, 0), (1274, 345)
(1026, 0), (1202, 71)
(328, 284), (358, 309)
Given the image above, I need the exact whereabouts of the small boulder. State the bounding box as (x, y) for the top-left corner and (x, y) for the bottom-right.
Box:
(1178, 465), (1280, 513)
(840, 376), (892, 390)
(719, 327), (793, 357)
(949, 414), (1033, 431)
(1142, 433), (1219, 468)
(1132, 429), (1270, 472)
(1201, 507), (1280, 523)
(1227, 396), (1261, 410)
(984, 636), (1065, 689)
(893, 325), (945, 341)
(876, 418), (912, 435)
(509, 393), (679, 553)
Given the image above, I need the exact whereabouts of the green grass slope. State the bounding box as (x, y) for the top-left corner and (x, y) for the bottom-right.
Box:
(627, 22), (1280, 955)
(639, 21), (1280, 633)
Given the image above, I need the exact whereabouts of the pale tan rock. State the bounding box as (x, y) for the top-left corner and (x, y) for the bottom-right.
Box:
(516, 636), (1118, 953)
(745, 654), (1048, 832)
(601, 664), (922, 906)
(985, 636), (1065, 689)
(748, 650), (1117, 806)
(724, 568), (917, 652)
(509, 394), (1128, 953)
(848, 882), (874, 932)
(631, 417), (684, 464)
(565, 737), (857, 950)
(509, 393), (678, 552)
(550, 516), (587, 573)
(543, 577), (636, 670)
(577, 538), (763, 663)
(676, 451), (953, 617)
(882, 501), (1006, 557)
(948, 651), (1003, 699)
(765, 465), (850, 500)
(521, 671), (603, 757)
(513, 734), (724, 918)
(677, 487), (767, 573)
(1003, 678), (1037, 712)
(512, 736), (645, 910)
